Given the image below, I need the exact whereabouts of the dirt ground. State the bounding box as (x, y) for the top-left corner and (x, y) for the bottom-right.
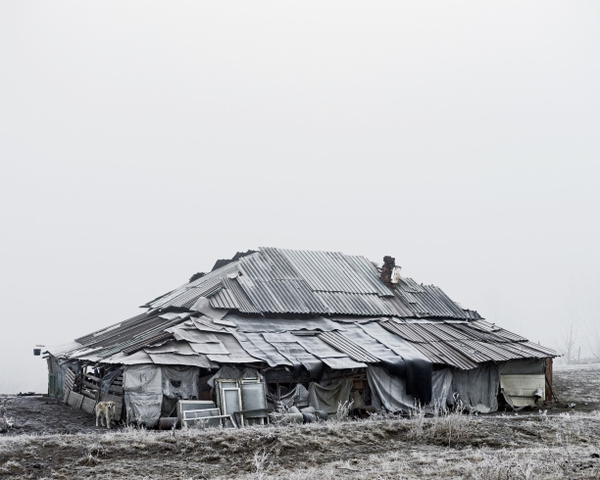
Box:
(1, 364), (599, 479)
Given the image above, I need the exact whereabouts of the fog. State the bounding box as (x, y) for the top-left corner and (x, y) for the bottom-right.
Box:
(1, 1), (599, 393)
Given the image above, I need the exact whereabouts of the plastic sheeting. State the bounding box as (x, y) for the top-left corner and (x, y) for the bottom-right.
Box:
(147, 353), (214, 368)
(100, 368), (123, 394)
(123, 365), (163, 427)
(367, 365), (416, 413)
(207, 333), (262, 364)
(308, 378), (353, 415)
(162, 366), (200, 400)
(242, 332), (294, 367)
(498, 358), (545, 375)
(359, 322), (432, 404)
(451, 363), (499, 413)
(124, 365), (203, 426)
(267, 384), (310, 410)
(431, 368), (453, 411)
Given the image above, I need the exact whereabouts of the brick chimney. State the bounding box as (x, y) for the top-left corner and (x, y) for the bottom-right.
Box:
(379, 256), (400, 288)
(380, 256), (396, 287)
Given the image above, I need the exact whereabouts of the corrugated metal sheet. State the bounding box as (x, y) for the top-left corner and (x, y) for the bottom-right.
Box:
(317, 331), (380, 363)
(381, 320), (557, 369)
(143, 260), (240, 310)
(235, 248), (402, 316)
(394, 278), (469, 319)
(210, 277), (261, 313)
(410, 342), (479, 370)
(225, 313), (339, 333)
(344, 255), (394, 297)
(238, 276), (328, 315)
(58, 247), (557, 373)
(314, 291), (395, 316)
(382, 295), (415, 317)
(276, 248), (379, 295)
(139, 247), (477, 319)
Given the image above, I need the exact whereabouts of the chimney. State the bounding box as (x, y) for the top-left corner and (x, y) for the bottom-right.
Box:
(380, 256), (396, 287)
(380, 256), (401, 287)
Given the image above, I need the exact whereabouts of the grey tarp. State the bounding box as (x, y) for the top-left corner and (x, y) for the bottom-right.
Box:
(451, 363), (499, 413)
(367, 365), (416, 413)
(161, 366), (200, 400)
(359, 322), (433, 403)
(267, 384), (310, 410)
(207, 332), (263, 364)
(123, 365), (162, 427)
(308, 378), (353, 415)
(431, 368), (453, 411)
(294, 334), (366, 371)
(100, 368), (123, 394)
(498, 358), (546, 375)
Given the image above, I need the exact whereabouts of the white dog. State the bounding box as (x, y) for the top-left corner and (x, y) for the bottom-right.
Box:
(94, 401), (117, 429)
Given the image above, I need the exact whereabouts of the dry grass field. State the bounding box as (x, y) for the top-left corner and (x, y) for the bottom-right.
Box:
(1, 364), (599, 479)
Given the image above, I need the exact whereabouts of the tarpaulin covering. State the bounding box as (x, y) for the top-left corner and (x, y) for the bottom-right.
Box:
(123, 365), (163, 427)
(269, 341), (323, 378)
(498, 358), (545, 375)
(207, 333), (262, 364)
(147, 353), (214, 369)
(431, 368), (453, 411)
(367, 365), (416, 413)
(161, 366), (200, 400)
(100, 368), (123, 394)
(359, 322), (432, 404)
(103, 350), (154, 365)
(267, 383), (310, 410)
(308, 378), (352, 415)
(242, 332), (294, 367)
(451, 363), (499, 413)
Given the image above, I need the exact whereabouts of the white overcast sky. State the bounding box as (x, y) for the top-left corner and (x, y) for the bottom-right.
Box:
(1, 2), (599, 393)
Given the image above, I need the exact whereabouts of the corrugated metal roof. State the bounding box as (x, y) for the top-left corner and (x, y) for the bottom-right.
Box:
(314, 291), (395, 316)
(57, 247), (557, 372)
(143, 260), (240, 310)
(317, 331), (380, 363)
(210, 277), (261, 313)
(381, 320), (557, 370)
(344, 255), (395, 297)
(393, 278), (470, 319)
(276, 248), (379, 295)
(138, 247), (475, 319)
(409, 342), (479, 370)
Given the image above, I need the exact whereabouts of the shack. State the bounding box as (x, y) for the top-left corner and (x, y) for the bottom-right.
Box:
(45, 247), (557, 427)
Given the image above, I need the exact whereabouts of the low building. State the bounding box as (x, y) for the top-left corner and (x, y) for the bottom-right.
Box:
(45, 247), (557, 427)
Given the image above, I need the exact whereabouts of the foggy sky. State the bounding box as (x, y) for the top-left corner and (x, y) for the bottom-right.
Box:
(1, 1), (599, 393)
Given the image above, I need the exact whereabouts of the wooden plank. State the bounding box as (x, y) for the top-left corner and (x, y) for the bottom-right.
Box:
(108, 385), (124, 394)
(83, 380), (100, 391)
(68, 391), (84, 409)
(81, 389), (97, 400)
(81, 397), (97, 415)
(85, 373), (101, 382)
(84, 380), (100, 390)
(64, 373), (75, 387)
